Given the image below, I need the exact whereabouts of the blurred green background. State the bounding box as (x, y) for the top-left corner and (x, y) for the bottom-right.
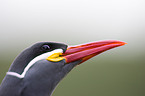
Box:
(0, 0), (145, 96)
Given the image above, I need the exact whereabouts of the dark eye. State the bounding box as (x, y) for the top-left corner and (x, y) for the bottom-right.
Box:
(41, 45), (50, 50)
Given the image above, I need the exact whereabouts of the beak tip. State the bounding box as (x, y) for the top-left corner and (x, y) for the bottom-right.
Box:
(120, 41), (127, 46)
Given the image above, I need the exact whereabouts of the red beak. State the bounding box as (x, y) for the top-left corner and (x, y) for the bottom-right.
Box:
(62, 40), (126, 64)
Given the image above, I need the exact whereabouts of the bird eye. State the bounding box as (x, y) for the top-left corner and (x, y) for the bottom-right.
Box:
(41, 45), (50, 50)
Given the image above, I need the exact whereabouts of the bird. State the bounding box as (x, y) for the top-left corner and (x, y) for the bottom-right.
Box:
(0, 40), (126, 96)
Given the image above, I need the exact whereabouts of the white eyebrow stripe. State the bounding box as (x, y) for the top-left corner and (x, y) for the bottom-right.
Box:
(7, 49), (63, 79)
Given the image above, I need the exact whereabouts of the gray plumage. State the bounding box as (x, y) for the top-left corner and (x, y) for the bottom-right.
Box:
(0, 60), (80, 96)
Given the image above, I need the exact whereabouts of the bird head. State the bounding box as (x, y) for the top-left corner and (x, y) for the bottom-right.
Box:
(3, 40), (126, 96)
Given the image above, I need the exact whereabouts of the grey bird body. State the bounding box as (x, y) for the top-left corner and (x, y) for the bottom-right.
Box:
(0, 60), (80, 96)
